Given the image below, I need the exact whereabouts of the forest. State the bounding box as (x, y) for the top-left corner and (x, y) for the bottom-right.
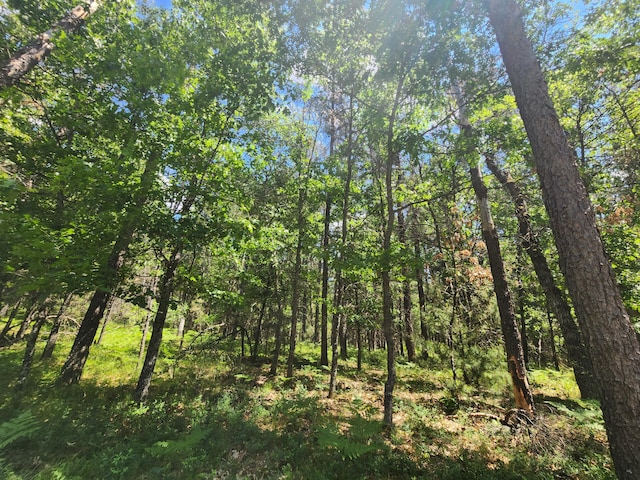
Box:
(0, 0), (639, 478)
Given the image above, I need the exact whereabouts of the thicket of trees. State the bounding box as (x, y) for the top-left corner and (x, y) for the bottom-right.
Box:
(1, 0), (639, 477)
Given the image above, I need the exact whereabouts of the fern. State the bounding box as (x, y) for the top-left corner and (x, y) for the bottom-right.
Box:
(0, 411), (39, 450)
(545, 401), (605, 430)
(146, 425), (209, 456)
(317, 415), (384, 460)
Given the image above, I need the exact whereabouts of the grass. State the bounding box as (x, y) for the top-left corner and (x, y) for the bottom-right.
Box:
(0, 321), (616, 479)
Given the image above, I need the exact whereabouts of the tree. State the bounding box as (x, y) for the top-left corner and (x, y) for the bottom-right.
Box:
(484, 0), (640, 476)
(0, 1), (101, 90)
(484, 154), (598, 400)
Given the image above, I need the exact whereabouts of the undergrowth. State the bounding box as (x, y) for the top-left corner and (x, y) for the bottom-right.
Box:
(0, 323), (616, 479)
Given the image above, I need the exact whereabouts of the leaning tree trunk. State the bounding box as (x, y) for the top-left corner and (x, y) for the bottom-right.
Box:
(485, 1), (640, 476)
(134, 249), (181, 403)
(469, 163), (535, 417)
(60, 152), (159, 385)
(485, 155), (598, 400)
(0, 1), (100, 90)
(18, 297), (54, 385)
(41, 291), (73, 360)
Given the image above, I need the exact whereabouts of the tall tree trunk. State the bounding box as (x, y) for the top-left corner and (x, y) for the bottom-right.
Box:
(270, 279), (284, 376)
(485, 9), (640, 473)
(469, 163), (535, 417)
(397, 208), (416, 362)
(319, 195), (332, 366)
(286, 185), (306, 378)
(381, 72), (404, 429)
(252, 297), (267, 362)
(134, 249), (181, 403)
(411, 214), (429, 341)
(485, 155), (598, 399)
(60, 152), (159, 385)
(328, 91), (356, 389)
(41, 291), (73, 360)
(0, 1), (101, 90)
(327, 279), (342, 399)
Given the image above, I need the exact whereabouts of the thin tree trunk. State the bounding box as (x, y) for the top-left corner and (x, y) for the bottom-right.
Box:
(95, 294), (116, 346)
(448, 274), (458, 389)
(134, 249), (181, 403)
(252, 297), (267, 362)
(270, 280), (284, 376)
(382, 71), (405, 429)
(41, 292), (73, 360)
(18, 297), (53, 385)
(469, 162), (535, 417)
(547, 306), (560, 371)
(319, 195), (332, 366)
(397, 208), (416, 362)
(327, 283), (342, 399)
(286, 187), (305, 378)
(486, 3), (640, 474)
(485, 155), (598, 399)
(16, 299), (40, 342)
(412, 221), (429, 341)
(60, 152), (159, 385)
(0, 297), (23, 343)
(0, 1), (101, 90)
(515, 252), (529, 367)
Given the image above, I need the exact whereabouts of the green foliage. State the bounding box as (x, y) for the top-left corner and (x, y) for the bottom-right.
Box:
(0, 411), (39, 450)
(316, 414), (384, 460)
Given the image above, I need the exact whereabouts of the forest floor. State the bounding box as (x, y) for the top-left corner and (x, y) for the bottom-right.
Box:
(0, 323), (615, 479)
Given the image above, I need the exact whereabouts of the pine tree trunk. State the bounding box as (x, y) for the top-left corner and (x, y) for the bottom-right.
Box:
(469, 163), (535, 417)
(135, 250), (180, 403)
(0, 1), (100, 90)
(485, 2), (640, 474)
(485, 155), (598, 399)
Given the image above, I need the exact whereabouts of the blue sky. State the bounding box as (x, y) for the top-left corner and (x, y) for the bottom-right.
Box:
(150, 0), (172, 9)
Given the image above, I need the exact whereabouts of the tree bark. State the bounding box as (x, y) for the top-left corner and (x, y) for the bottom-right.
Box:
(485, 1), (640, 475)
(381, 72), (404, 429)
(485, 155), (598, 399)
(397, 208), (416, 362)
(0, 1), (101, 90)
(41, 291), (73, 360)
(319, 195), (332, 366)
(469, 163), (535, 417)
(270, 280), (284, 376)
(286, 184), (306, 378)
(134, 249), (181, 403)
(0, 297), (23, 344)
(18, 297), (53, 385)
(60, 152), (159, 384)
